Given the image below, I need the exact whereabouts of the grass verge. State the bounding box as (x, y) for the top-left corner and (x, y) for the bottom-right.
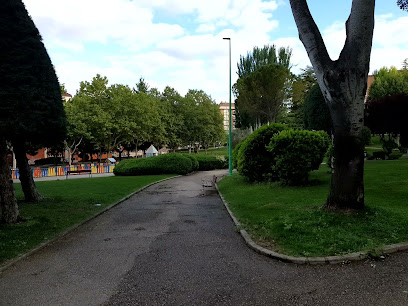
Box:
(0, 175), (174, 264)
(217, 159), (408, 257)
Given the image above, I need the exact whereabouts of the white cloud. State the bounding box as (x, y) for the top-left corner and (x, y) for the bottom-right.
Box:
(21, 0), (407, 104)
(23, 0), (184, 52)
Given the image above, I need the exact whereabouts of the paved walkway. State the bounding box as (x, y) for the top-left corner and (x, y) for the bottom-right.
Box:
(1, 170), (408, 305)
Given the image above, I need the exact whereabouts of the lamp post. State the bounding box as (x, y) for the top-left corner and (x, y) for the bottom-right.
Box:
(223, 37), (232, 176)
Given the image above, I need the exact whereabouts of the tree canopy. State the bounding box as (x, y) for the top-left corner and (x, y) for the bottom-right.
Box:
(0, 0), (66, 223)
(303, 84), (332, 134)
(234, 45), (292, 129)
(368, 67), (408, 99)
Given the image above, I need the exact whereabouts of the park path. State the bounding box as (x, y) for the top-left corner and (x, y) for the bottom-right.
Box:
(1, 170), (408, 305)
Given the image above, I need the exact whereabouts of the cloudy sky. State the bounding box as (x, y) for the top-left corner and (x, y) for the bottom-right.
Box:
(22, 0), (408, 103)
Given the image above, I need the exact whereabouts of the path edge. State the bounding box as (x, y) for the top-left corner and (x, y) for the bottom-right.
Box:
(215, 183), (408, 265)
(0, 175), (180, 273)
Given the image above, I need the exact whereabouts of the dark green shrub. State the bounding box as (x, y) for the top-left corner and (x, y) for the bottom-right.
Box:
(113, 153), (192, 176)
(194, 154), (228, 171)
(232, 140), (244, 169)
(267, 129), (330, 185)
(361, 126), (372, 145)
(182, 154), (199, 171)
(237, 123), (287, 182)
(388, 152), (403, 160)
(382, 139), (398, 155)
(372, 151), (386, 160)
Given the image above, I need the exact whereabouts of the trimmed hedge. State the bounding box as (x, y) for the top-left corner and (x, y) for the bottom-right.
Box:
(182, 154), (199, 171)
(388, 152), (403, 160)
(113, 153), (193, 176)
(237, 123), (287, 182)
(267, 129), (330, 185)
(194, 154), (228, 171)
(232, 140), (244, 169)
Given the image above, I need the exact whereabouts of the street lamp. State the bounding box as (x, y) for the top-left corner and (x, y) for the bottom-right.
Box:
(223, 37), (232, 176)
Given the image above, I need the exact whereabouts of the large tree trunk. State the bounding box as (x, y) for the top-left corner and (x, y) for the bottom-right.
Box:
(0, 141), (19, 223)
(13, 142), (44, 202)
(289, 0), (375, 210)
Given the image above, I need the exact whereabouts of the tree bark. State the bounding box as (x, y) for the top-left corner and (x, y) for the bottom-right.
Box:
(13, 142), (44, 202)
(289, 0), (375, 209)
(0, 141), (19, 223)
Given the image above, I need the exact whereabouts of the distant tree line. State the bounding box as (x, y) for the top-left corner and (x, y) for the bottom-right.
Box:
(64, 75), (225, 164)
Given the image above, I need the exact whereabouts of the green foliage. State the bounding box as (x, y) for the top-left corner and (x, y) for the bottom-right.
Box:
(237, 44), (292, 78)
(388, 152), (403, 160)
(360, 126), (372, 146)
(232, 140), (244, 169)
(288, 66), (317, 129)
(368, 66), (408, 99)
(303, 84), (332, 134)
(234, 45), (292, 129)
(181, 154), (199, 171)
(0, 0), (66, 147)
(237, 123), (287, 182)
(372, 151), (386, 160)
(267, 130), (330, 185)
(193, 154), (228, 171)
(382, 139), (398, 155)
(114, 154), (193, 176)
(235, 64), (291, 128)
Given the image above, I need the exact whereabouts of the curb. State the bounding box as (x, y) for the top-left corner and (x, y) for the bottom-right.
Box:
(0, 175), (179, 274)
(215, 182), (408, 265)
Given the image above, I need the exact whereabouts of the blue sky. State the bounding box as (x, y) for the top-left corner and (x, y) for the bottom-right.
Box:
(23, 0), (408, 102)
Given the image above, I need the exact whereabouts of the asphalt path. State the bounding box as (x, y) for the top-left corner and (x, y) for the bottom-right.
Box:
(1, 170), (408, 305)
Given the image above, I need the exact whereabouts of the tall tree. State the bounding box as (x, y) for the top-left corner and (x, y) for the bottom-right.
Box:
(234, 45), (292, 129)
(303, 84), (332, 134)
(0, 0), (66, 220)
(235, 65), (290, 127)
(289, 0), (374, 210)
(287, 66), (317, 128)
(368, 66), (408, 99)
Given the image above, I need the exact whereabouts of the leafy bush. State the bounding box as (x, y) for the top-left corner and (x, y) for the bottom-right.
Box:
(182, 154), (199, 171)
(113, 154), (193, 176)
(388, 152), (403, 160)
(382, 139), (398, 155)
(361, 126), (372, 145)
(194, 154), (228, 171)
(267, 129), (330, 185)
(232, 140), (244, 169)
(372, 151), (386, 160)
(237, 123), (287, 182)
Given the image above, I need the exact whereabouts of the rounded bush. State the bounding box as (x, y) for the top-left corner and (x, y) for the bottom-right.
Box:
(182, 154), (199, 171)
(194, 154), (228, 171)
(232, 140), (244, 169)
(267, 129), (330, 185)
(388, 152), (403, 160)
(113, 153), (193, 176)
(237, 123), (287, 182)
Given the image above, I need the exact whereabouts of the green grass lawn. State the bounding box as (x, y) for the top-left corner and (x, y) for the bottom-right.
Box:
(218, 159), (408, 257)
(0, 175), (174, 264)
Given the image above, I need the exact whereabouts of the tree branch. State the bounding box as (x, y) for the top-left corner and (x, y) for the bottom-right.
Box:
(339, 0), (375, 68)
(289, 0), (332, 76)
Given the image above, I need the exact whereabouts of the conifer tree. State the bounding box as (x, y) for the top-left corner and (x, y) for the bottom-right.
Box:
(0, 0), (66, 221)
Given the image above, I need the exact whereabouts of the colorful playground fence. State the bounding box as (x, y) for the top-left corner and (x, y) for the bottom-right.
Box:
(11, 163), (115, 179)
